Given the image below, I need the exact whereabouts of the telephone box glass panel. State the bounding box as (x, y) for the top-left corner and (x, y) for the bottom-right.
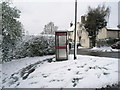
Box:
(55, 32), (68, 61)
(59, 36), (66, 46)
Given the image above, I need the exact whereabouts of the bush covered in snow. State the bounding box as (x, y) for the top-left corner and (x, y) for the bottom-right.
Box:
(13, 35), (55, 59)
(0, 35), (2, 63)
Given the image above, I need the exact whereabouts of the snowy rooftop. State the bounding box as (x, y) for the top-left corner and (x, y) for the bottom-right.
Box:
(67, 23), (81, 32)
(67, 25), (75, 31)
(107, 27), (120, 31)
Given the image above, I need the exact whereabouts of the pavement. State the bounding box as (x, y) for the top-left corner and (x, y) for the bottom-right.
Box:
(70, 48), (120, 59)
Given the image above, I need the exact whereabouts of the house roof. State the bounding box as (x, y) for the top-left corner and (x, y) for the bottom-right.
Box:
(67, 22), (81, 32)
(68, 24), (120, 32)
(55, 30), (68, 32)
(107, 27), (120, 31)
(67, 25), (75, 32)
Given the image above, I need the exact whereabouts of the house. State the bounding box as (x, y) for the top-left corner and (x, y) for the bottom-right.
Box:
(68, 22), (81, 43)
(97, 27), (120, 40)
(68, 21), (90, 48)
(68, 16), (120, 48)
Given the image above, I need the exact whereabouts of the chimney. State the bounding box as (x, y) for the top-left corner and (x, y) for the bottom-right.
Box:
(70, 21), (73, 27)
(81, 16), (85, 24)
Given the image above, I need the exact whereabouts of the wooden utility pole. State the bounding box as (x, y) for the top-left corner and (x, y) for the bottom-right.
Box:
(74, 0), (77, 60)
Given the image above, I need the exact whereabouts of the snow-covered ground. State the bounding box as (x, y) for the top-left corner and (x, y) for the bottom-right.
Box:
(0, 35), (2, 89)
(0, 64), (2, 89)
(90, 46), (120, 52)
(0, 49), (2, 89)
(2, 54), (119, 88)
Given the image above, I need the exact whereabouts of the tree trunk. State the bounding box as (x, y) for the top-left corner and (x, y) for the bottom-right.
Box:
(92, 37), (96, 47)
(92, 30), (96, 47)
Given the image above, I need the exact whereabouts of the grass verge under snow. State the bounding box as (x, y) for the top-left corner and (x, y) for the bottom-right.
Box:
(2, 55), (119, 88)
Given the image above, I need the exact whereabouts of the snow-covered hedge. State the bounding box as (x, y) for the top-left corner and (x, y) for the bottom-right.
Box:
(13, 35), (55, 59)
(96, 38), (120, 47)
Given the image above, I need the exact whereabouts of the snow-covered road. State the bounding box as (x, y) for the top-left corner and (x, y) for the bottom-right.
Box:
(90, 47), (120, 52)
(2, 55), (119, 88)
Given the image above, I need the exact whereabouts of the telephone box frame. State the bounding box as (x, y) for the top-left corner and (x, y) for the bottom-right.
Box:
(55, 31), (68, 61)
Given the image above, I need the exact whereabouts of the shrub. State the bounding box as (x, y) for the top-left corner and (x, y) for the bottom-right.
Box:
(13, 35), (55, 59)
(96, 38), (120, 47)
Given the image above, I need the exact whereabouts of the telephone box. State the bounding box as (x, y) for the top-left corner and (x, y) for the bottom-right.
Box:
(55, 31), (68, 61)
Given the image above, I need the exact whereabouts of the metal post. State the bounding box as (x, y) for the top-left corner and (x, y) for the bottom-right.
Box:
(74, 0), (77, 60)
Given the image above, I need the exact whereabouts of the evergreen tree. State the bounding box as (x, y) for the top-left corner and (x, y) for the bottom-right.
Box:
(83, 5), (110, 47)
(2, 2), (23, 62)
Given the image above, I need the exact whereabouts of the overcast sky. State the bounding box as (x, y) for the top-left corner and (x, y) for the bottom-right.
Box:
(12, 0), (119, 35)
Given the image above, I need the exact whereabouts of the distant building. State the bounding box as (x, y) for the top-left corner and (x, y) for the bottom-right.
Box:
(97, 27), (120, 39)
(68, 18), (91, 48)
(68, 16), (120, 48)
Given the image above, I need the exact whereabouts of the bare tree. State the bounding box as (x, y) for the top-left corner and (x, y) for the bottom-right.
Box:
(41, 22), (58, 35)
